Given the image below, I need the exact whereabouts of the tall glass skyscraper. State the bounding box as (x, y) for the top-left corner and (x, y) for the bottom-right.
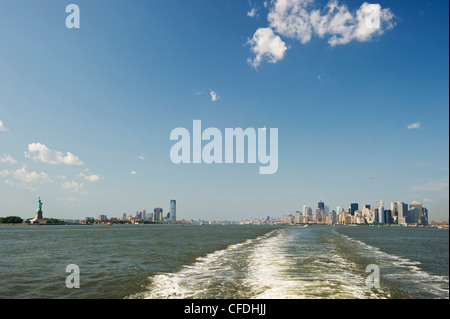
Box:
(318, 201), (325, 211)
(170, 200), (176, 222)
(350, 203), (358, 216)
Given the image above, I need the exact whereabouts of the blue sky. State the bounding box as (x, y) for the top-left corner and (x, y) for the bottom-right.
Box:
(0, 0), (448, 221)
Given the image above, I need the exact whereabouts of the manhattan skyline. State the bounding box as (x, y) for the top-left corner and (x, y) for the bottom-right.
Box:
(0, 0), (448, 222)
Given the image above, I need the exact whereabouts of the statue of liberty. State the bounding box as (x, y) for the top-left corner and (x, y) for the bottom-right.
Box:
(33, 197), (44, 221)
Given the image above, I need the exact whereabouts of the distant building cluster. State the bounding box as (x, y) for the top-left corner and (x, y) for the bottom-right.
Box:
(80, 200), (177, 224)
(286, 200), (429, 226)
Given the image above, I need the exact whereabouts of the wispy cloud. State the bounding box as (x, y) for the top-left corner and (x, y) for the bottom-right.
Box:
(0, 154), (16, 164)
(58, 196), (78, 206)
(407, 122), (421, 129)
(247, 7), (258, 17)
(78, 173), (100, 182)
(0, 120), (9, 132)
(0, 167), (51, 191)
(63, 180), (86, 196)
(25, 143), (83, 165)
(131, 171), (137, 175)
(210, 90), (220, 102)
(412, 176), (449, 194)
(138, 155), (145, 160)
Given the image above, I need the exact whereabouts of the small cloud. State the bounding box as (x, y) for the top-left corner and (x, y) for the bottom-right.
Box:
(62, 180), (86, 196)
(0, 154), (16, 164)
(210, 90), (220, 102)
(0, 170), (9, 177)
(138, 155), (145, 160)
(0, 120), (9, 132)
(247, 27), (287, 69)
(131, 171), (137, 175)
(247, 7), (258, 17)
(79, 173), (100, 182)
(407, 122), (421, 129)
(13, 167), (50, 184)
(25, 143), (83, 165)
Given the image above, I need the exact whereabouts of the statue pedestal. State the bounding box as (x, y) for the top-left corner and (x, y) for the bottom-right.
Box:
(35, 210), (43, 220)
(31, 210), (47, 224)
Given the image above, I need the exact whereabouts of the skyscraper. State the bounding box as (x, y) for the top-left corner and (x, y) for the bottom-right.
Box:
(391, 202), (398, 216)
(350, 203), (358, 216)
(170, 200), (176, 222)
(409, 202), (423, 224)
(154, 208), (163, 222)
(318, 201), (325, 211)
(397, 202), (408, 225)
(375, 200), (384, 223)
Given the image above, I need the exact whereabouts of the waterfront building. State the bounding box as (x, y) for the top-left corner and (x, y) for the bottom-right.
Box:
(154, 208), (163, 222)
(397, 202), (408, 225)
(170, 200), (177, 222)
(409, 202), (423, 224)
(303, 205), (312, 222)
(294, 211), (302, 224)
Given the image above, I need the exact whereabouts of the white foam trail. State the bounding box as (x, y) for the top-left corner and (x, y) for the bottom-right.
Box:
(133, 231), (276, 299)
(245, 228), (383, 299)
(337, 232), (449, 298)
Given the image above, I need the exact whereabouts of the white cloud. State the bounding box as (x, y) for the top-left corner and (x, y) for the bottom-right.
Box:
(25, 143), (84, 165)
(210, 90), (220, 102)
(0, 120), (9, 132)
(412, 177), (449, 194)
(407, 122), (421, 129)
(138, 155), (145, 160)
(247, 27), (288, 69)
(63, 180), (86, 195)
(13, 167), (50, 184)
(1, 167), (50, 191)
(248, 0), (395, 66)
(79, 173), (100, 182)
(0, 154), (16, 164)
(248, 7), (258, 17)
(131, 171), (137, 175)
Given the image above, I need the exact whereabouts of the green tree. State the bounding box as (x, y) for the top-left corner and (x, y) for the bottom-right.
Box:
(0, 216), (23, 223)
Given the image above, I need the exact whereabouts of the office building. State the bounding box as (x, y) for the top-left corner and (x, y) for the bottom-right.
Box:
(154, 208), (163, 222)
(303, 205), (312, 222)
(170, 200), (177, 222)
(318, 200), (325, 210)
(295, 211), (302, 224)
(409, 202), (423, 224)
(350, 203), (358, 216)
(397, 202), (408, 225)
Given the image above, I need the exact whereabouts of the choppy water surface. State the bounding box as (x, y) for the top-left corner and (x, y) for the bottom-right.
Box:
(0, 224), (448, 299)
